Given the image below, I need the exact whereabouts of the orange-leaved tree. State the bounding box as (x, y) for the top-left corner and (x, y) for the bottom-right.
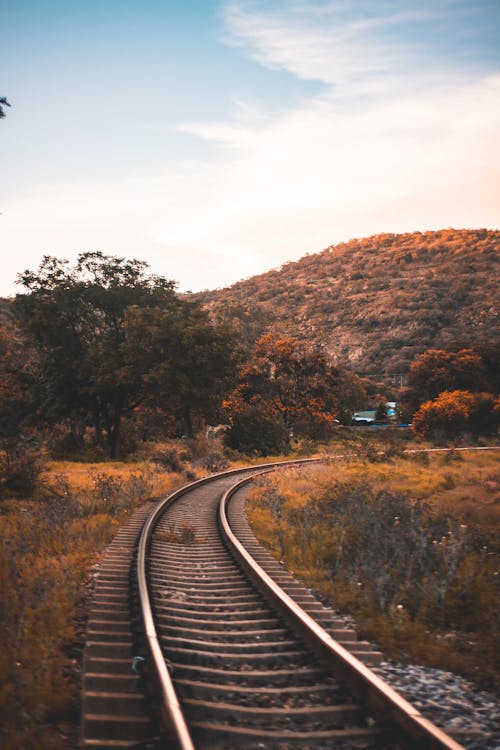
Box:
(224, 333), (365, 451)
(412, 390), (499, 440)
(406, 348), (490, 411)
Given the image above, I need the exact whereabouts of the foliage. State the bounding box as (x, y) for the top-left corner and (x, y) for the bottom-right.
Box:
(0, 317), (38, 444)
(195, 229), (500, 381)
(406, 348), (492, 411)
(463, 339), (500, 393)
(375, 401), (388, 422)
(13, 253), (178, 458)
(156, 523), (197, 544)
(0, 96), (11, 118)
(150, 443), (185, 473)
(314, 484), (481, 621)
(0, 317), (47, 498)
(123, 301), (237, 438)
(412, 390), (500, 440)
(12, 253), (236, 457)
(225, 406), (291, 456)
(197, 298), (276, 356)
(0, 445), (47, 499)
(439, 339), (500, 397)
(185, 434), (229, 472)
(225, 333), (365, 440)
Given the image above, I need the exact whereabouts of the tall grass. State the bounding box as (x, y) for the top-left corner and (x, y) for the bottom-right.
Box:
(247, 450), (499, 687)
(0, 459), (178, 750)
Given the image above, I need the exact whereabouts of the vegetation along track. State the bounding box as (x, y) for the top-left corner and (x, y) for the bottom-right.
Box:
(81, 461), (465, 750)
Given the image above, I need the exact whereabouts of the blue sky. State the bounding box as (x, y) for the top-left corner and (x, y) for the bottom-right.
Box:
(1, 1), (499, 294)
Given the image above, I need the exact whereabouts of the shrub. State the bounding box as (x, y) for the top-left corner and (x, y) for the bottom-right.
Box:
(247, 460), (500, 686)
(150, 445), (184, 473)
(157, 523), (197, 544)
(225, 407), (290, 455)
(187, 434), (229, 472)
(412, 390), (499, 440)
(0, 445), (47, 499)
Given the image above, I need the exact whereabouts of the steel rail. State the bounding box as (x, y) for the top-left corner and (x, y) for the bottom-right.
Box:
(219, 472), (466, 750)
(136, 458), (320, 749)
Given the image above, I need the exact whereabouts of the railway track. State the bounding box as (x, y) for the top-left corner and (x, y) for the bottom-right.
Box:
(81, 462), (465, 749)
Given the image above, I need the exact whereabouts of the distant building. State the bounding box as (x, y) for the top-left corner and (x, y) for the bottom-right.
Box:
(352, 410), (376, 425)
(386, 402), (397, 418)
(352, 402), (400, 425)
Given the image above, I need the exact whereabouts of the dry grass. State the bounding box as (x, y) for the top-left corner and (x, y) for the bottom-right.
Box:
(2, 436), (497, 747)
(247, 447), (500, 688)
(0, 458), (182, 750)
(327, 448), (500, 531)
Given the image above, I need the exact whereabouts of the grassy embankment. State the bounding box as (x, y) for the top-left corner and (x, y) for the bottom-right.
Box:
(2, 432), (498, 748)
(0, 427), (296, 750)
(0, 437), (228, 750)
(247, 439), (499, 688)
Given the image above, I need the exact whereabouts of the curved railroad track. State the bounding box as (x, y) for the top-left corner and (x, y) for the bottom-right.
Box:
(81, 461), (465, 750)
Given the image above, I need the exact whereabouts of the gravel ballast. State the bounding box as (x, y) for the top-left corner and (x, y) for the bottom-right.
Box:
(373, 661), (499, 750)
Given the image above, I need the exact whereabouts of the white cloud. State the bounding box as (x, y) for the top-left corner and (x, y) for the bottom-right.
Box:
(150, 62), (500, 278)
(221, 1), (462, 95)
(153, 0), (499, 272)
(1, 2), (498, 295)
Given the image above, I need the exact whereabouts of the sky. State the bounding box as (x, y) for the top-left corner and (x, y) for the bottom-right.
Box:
(1, 0), (499, 295)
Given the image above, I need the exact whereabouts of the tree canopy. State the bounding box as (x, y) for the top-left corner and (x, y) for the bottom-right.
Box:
(123, 302), (238, 437)
(224, 333), (365, 449)
(13, 252), (235, 457)
(0, 317), (36, 444)
(406, 347), (491, 412)
(412, 390), (499, 439)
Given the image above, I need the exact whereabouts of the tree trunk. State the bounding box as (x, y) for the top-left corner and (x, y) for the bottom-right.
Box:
(93, 407), (105, 450)
(183, 403), (193, 439)
(70, 417), (85, 447)
(109, 410), (122, 459)
(104, 402), (122, 460)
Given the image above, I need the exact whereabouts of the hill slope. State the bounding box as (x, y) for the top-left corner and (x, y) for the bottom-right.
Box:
(195, 229), (499, 382)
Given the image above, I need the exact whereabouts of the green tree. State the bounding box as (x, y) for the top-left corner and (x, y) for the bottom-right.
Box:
(13, 252), (178, 458)
(224, 406), (290, 456)
(123, 302), (238, 437)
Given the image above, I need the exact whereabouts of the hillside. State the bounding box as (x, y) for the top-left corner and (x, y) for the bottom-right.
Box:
(195, 229), (499, 383)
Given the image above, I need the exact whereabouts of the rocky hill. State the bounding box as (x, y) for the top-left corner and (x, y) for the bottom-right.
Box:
(195, 229), (499, 383)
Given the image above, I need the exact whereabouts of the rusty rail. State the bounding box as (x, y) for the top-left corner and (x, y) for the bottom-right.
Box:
(136, 458), (466, 750)
(219, 472), (466, 750)
(135, 459), (319, 749)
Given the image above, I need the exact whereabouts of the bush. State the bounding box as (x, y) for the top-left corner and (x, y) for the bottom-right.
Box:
(151, 445), (184, 473)
(0, 446), (46, 499)
(412, 390), (499, 440)
(187, 434), (229, 472)
(247, 471), (499, 685)
(225, 407), (290, 455)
